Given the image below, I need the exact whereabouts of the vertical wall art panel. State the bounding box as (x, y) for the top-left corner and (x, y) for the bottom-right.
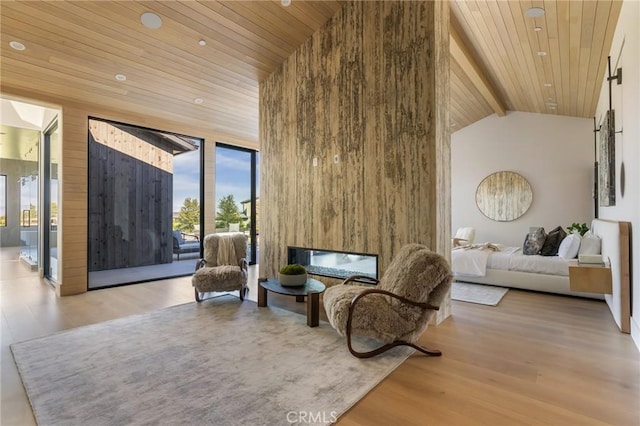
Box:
(599, 110), (616, 206)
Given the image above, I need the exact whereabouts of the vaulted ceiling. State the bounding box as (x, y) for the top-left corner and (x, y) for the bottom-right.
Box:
(0, 1), (622, 145)
(449, 0), (622, 130)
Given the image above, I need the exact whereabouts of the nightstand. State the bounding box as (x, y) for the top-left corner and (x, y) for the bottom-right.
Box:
(568, 261), (612, 294)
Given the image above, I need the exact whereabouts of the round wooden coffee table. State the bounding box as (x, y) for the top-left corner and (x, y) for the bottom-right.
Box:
(257, 278), (326, 327)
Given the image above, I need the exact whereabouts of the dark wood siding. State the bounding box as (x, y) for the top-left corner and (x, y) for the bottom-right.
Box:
(88, 132), (172, 272)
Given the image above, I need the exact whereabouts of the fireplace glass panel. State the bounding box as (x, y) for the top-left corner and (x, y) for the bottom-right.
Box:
(288, 247), (377, 280)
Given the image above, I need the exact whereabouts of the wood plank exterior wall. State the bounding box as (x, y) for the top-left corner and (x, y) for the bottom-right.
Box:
(88, 125), (173, 271)
(259, 2), (451, 319)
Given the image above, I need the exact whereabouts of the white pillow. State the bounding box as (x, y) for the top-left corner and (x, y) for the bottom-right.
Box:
(579, 230), (601, 255)
(558, 234), (581, 259)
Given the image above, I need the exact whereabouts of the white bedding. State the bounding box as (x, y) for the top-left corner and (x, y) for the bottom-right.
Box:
(452, 244), (569, 277)
(450, 220), (629, 318)
(487, 247), (520, 270)
(508, 252), (569, 276)
(450, 248), (490, 276)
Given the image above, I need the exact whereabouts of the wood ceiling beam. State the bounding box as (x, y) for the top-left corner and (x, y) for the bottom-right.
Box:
(449, 24), (506, 117)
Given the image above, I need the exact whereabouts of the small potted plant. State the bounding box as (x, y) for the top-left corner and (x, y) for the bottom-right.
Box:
(278, 264), (308, 287)
(567, 222), (589, 236)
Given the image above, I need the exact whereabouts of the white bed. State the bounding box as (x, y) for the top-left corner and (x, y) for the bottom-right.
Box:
(452, 244), (604, 300)
(452, 219), (631, 333)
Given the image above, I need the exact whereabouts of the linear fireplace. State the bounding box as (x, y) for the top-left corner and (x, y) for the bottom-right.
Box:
(287, 247), (378, 282)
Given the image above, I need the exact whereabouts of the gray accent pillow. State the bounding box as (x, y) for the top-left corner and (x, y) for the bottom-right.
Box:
(522, 227), (547, 255)
(539, 226), (567, 256)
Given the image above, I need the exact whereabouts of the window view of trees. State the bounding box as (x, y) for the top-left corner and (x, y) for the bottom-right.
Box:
(216, 194), (244, 230)
(172, 141), (201, 240)
(215, 146), (252, 232)
(173, 197), (200, 233)
(215, 144), (259, 263)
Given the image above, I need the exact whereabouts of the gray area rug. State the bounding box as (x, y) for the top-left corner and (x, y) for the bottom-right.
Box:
(452, 281), (509, 306)
(11, 296), (413, 426)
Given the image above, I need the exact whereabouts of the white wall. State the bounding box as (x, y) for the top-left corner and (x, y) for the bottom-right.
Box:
(594, 0), (640, 350)
(452, 111), (593, 247)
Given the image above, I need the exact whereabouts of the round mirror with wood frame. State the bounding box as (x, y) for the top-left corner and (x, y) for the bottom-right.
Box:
(475, 171), (532, 222)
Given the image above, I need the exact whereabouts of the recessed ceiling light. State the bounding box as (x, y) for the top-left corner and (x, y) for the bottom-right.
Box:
(525, 7), (545, 18)
(534, 26), (542, 32)
(198, 39), (206, 46)
(9, 41), (26, 51)
(194, 98), (203, 104)
(537, 51), (547, 56)
(141, 12), (162, 29)
(115, 74), (127, 81)
(281, 0), (291, 6)
(544, 83), (553, 87)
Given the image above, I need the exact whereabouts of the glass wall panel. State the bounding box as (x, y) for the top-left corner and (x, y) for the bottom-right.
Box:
(88, 118), (202, 289)
(19, 171), (38, 266)
(288, 247), (378, 280)
(215, 144), (258, 264)
(172, 146), (202, 245)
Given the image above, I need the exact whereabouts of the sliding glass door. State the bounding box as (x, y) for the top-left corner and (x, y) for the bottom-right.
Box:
(87, 118), (202, 289)
(215, 144), (259, 264)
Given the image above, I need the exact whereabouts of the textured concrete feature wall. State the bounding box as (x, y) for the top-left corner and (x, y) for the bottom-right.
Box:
(259, 1), (451, 320)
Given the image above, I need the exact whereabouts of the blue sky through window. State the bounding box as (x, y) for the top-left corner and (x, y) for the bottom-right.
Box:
(172, 142), (201, 212)
(171, 143), (259, 214)
(215, 146), (259, 213)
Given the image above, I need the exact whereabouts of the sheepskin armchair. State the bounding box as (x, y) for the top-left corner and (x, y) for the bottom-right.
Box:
(192, 233), (248, 302)
(323, 244), (452, 358)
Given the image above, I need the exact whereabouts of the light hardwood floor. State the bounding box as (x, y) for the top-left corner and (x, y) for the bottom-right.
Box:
(2, 248), (638, 425)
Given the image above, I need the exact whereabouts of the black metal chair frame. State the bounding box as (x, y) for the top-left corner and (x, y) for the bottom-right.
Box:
(343, 275), (441, 359)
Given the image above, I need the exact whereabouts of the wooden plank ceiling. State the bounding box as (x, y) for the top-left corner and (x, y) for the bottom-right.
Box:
(0, 1), (622, 144)
(449, 0), (622, 130)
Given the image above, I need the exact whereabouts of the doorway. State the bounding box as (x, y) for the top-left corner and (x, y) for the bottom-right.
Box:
(0, 97), (59, 279)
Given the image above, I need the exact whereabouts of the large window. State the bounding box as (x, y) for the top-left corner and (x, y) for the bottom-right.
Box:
(215, 144), (259, 264)
(87, 118), (202, 289)
(0, 175), (6, 226)
(172, 145), (202, 240)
